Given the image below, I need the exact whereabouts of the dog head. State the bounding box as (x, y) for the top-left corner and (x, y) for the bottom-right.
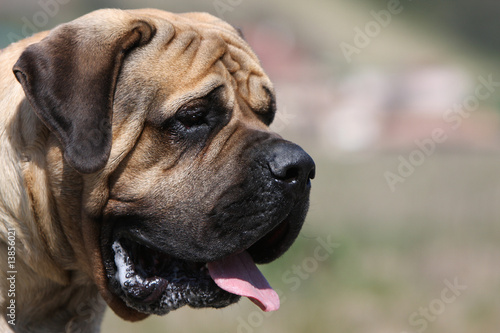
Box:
(13, 9), (315, 320)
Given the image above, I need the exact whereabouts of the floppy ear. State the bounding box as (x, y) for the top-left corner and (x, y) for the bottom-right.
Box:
(13, 13), (156, 174)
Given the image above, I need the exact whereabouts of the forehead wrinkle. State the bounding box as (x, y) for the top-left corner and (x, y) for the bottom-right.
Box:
(143, 11), (272, 120)
(189, 33), (228, 80)
(222, 44), (272, 113)
(147, 11), (262, 84)
(218, 32), (260, 64)
(158, 30), (228, 86)
(162, 29), (199, 61)
(130, 8), (253, 58)
(166, 15), (259, 72)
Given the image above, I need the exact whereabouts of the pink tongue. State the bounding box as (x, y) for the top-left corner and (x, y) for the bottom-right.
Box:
(207, 251), (280, 312)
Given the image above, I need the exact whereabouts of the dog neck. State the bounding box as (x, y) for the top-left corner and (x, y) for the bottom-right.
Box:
(0, 63), (106, 332)
(1, 266), (106, 333)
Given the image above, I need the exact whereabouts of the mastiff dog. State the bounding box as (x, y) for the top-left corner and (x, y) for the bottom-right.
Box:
(0, 8), (315, 332)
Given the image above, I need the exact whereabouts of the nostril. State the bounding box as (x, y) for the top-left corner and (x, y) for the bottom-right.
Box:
(281, 166), (301, 183)
(269, 161), (299, 183)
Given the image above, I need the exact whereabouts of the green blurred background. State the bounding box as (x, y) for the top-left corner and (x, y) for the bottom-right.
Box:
(2, 0), (500, 332)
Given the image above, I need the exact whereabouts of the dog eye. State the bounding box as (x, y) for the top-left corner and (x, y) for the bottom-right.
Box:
(176, 106), (207, 128)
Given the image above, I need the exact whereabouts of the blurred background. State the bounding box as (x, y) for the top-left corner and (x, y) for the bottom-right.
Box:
(2, 0), (500, 332)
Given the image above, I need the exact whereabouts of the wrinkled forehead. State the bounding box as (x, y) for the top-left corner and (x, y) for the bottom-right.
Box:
(130, 9), (275, 115)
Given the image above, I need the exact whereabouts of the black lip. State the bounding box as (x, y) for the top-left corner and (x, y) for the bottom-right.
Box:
(108, 237), (239, 315)
(247, 197), (310, 264)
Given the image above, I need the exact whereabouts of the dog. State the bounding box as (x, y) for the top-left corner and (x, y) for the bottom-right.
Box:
(0, 8), (315, 332)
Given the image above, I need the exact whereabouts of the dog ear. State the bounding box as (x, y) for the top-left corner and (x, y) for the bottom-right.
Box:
(13, 13), (156, 174)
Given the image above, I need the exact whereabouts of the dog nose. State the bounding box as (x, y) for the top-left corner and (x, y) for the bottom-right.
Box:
(267, 142), (315, 190)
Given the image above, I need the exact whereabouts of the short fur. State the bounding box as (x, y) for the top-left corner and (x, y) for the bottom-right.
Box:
(0, 8), (314, 332)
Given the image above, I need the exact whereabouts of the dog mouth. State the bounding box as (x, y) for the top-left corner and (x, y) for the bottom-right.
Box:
(110, 238), (240, 315)
(107, 217), (294, 315)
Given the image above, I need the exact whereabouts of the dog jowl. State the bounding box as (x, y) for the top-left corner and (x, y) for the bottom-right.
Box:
(0, 8), (315, 331)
